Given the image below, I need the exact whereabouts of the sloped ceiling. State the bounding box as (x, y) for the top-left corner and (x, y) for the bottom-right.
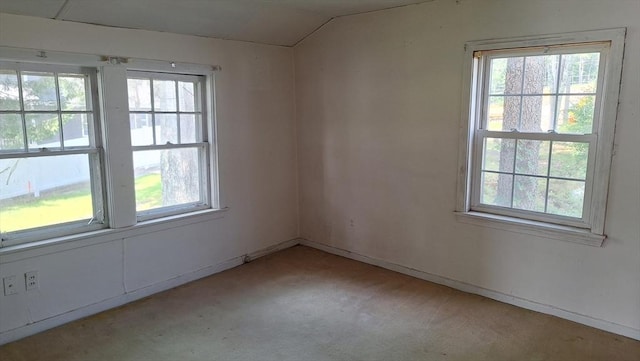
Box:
(0, 0), (431, 46)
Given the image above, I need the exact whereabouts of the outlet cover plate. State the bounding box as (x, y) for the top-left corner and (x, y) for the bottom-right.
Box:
(25, 271), (39, 291)
(3, 275), (18, 295)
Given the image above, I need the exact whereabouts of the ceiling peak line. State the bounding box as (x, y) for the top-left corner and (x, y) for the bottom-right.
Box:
(333, 0), (434, 21)
(292, 0), (433, 47)
(53, 0), (71, 20)
(292, 17), (334, 48)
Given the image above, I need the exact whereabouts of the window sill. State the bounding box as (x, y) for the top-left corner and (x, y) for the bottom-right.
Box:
(0, 207), (229, 262)
(454, 211), (605, 247)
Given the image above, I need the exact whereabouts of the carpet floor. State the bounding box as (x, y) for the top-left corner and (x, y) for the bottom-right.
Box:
(1, 245), (638, 361)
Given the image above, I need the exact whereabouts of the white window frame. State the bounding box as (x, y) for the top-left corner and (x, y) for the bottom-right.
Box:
(127, 70), (212, 221)
(0, 61), (107, 245)
(0, 47), (222, 248)
(455, 29), (626, 246)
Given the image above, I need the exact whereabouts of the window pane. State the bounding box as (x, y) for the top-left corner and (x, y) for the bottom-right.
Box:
(25, 113), (60, 149)
(515, 140), (549, 176)
(523, 55), (559, 94)
(153, 80), (176, 111)
(520, 95), (555, 132)
(489, 58), (506, 94)
(556, 95), (595, 134)
(130, 114), (153, 146)
(0, 154), (94, 233)
(481, 172), (512, 207)
(127, 78), (151, 111)
(550, 142), (589, 180)
(513, 176), (546, 212)
(483, 138), (515, 173)
(133, 148), (202, 212)
(487, 96), (504, 130)
(155, 114), (178, 144)
(0, 69), (21, 111)
(59, 74), (89, 111)
(547, 179), (585, 218)
(22, 72), (58, 111)
(178, 81), (196, 112)
(180, 114), (197, 143)
(487, 96), (521, 131)
(0, 113), (24, 151)
(490, 57), (523, 95)
(559, 53), (600, 94)
(62, 113), (90, 147)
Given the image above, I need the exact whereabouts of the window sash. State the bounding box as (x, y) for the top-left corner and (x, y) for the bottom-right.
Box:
(0, 151), (107, 246)
(132, 143), (210, 220)
(471, 132), (597, 228)
(0, 63), (99, 153)
(479, 45), (608, 136)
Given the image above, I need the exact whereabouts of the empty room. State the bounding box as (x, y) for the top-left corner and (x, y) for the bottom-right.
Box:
(0, 0), (639, 360)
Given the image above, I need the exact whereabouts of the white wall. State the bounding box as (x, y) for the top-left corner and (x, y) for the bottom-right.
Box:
(0, 13), (298, 341)
(295, 0), (640, 337)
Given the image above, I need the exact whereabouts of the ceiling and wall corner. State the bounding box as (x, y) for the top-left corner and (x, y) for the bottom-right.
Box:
(0, 0), (434, 46)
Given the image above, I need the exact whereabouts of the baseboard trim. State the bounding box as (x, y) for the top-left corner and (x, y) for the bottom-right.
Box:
(0, 238), (299, 345)
(4, 237), (637, 344)
(299, 238), (640, 341)
(245, 238), (300, 262)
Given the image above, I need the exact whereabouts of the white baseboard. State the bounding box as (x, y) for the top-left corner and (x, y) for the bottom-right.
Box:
(299, 238), (640, 341)
(244, 238), (300, 262)
(0, 238), (299, 346)
(4, 237), (637, 345)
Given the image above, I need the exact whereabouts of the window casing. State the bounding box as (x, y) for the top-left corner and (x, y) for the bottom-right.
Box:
(0, 62), (106, 242)
(456, 29), (626, 246)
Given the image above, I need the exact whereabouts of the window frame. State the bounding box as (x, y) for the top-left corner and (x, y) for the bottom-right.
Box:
(455, 29), (626, 246)
(0, 47), (222, 248)
(471, 44), (607, 229)
(0, 61), (107, 245)
(127, 71), (212, 221)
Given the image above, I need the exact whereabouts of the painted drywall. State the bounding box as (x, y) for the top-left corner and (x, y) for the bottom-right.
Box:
(0, 13), (298, 338)
(295, 0), (640, 335)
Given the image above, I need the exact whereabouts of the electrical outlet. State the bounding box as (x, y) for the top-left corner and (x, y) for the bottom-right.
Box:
(3, 275), (18, 295)
(25, 271), (39, 291)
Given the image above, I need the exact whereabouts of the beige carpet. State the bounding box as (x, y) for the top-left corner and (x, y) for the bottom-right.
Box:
(1, 245), (638, 361)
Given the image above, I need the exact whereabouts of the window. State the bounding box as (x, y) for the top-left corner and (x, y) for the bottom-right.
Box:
(127, 72), (210, 219)
(0, 49), (220, 247)
(0, 63), (105, 241)
(456, 29), (626, 246)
